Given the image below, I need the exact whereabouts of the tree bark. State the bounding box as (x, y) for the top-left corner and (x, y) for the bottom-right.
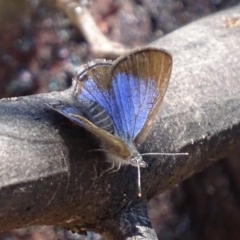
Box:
(0, 6), (239, 239)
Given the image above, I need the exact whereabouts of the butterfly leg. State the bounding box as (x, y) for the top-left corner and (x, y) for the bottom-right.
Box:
(108, 162), (121, 173)
(100, 161), (115, 177)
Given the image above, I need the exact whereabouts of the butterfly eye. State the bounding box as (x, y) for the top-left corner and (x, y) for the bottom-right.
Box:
(139, 161), (148, 168)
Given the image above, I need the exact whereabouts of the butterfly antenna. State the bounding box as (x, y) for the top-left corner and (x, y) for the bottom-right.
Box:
(141, 152), (189, 156)
(137, 162), (142, 197)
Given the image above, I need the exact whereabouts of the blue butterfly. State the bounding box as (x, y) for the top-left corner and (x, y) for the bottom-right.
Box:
(48, 47), (185, 197)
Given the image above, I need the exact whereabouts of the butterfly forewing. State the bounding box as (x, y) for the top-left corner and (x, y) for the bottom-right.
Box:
(110, 48), (172, 144)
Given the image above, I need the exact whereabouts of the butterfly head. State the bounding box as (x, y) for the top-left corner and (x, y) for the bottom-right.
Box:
(128, 146), (147, 168)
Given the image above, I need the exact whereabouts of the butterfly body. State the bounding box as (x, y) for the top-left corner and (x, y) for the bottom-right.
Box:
(48, 47), (173, 196)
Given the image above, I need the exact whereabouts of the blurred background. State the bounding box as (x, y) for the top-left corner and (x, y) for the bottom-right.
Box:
(0, 0), (239, 239)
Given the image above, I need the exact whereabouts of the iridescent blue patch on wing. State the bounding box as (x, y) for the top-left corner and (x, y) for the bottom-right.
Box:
(48, 103), (87, 127)
(77, 77), (111, 112)
(111, 73), (157, 140)
(76, 73), (157, 141)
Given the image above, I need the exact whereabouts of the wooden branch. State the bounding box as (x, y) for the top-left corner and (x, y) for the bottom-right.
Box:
(0, 6), (240, 239)
(57, 0), (129, 58)
(101, 202), (158, 239)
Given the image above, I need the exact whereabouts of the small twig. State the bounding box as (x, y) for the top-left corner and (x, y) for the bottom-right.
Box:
(57, 0), (130, 58)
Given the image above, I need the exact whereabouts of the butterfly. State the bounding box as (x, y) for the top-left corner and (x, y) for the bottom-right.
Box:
(48, 47), (187, 197)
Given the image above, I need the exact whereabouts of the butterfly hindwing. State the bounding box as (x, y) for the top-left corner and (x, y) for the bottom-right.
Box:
(48, 102), (130, 160)
(72, 60), (114, 122)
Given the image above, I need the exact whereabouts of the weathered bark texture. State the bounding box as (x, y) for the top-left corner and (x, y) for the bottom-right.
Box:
(0, 6), (239, 240)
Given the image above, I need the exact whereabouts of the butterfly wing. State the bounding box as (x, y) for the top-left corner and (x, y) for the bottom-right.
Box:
(72, 60), (113, 120)
(110, 48), (172, 144)
(72, 60), (115, 133)
(68, 113), (131, 160)
(72, 59), (127, 140)
(49, 60), (131, 160)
